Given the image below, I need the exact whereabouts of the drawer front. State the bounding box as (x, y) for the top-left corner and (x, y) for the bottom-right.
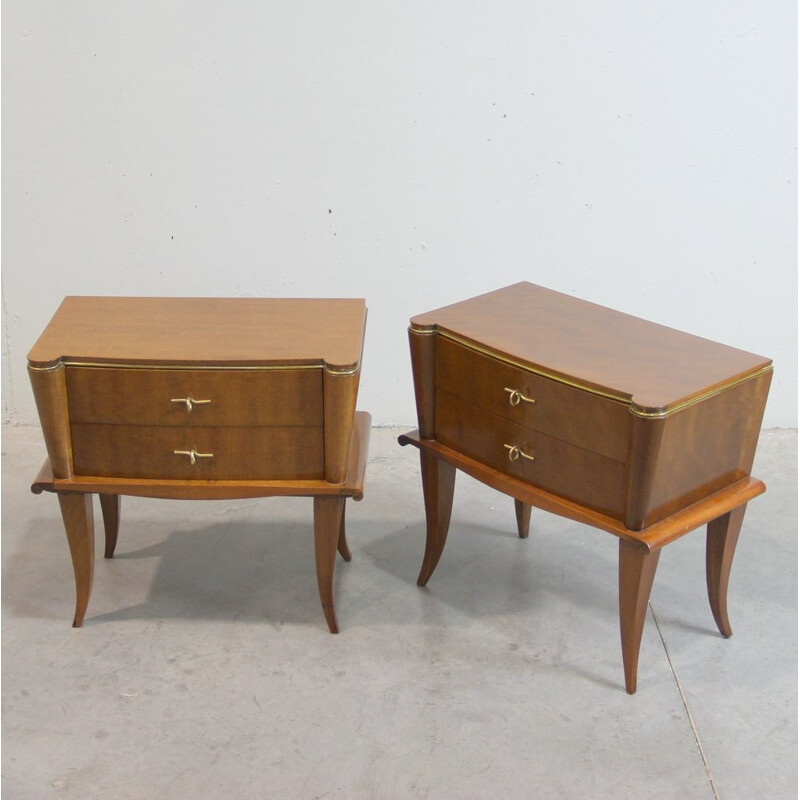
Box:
(436, 337), (629, 462)
(71, 423), (324, 480)
(66, 367), (323, 427)
(436, 392), (625, 518)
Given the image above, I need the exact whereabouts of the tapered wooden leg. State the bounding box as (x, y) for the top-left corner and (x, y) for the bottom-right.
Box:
(337, 499), (352, 562)
(99, 494), (120, 559)
(514, 499), (532, 539)
(417, 450), (457, 587)
(314, 495), (346, 634)
(619, 540), (661, 694)
(57, 492), (95, 628)
(706, 504), (746, 638)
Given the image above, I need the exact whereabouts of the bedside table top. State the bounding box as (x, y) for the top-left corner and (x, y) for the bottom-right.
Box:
(410, 282), (771, 414)
(28, 296), (367, 372)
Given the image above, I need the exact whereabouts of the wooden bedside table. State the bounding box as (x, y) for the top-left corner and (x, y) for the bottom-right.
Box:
(28, 296), (370, 633)
(399, 282), (772, 693)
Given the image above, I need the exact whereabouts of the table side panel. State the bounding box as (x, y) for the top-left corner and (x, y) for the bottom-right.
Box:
(28, 366), (74, 478)
(71, 423), (325, 480)
(435, 392), (626, 518)
(408, 328), (437, 438)
(322, 369), (360, 483)
(624, 369), (772, 529)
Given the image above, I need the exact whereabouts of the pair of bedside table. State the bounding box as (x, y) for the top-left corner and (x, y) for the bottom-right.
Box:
(28, 285), (771, 693)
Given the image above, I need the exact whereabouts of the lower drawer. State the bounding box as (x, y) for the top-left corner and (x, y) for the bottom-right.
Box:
(436, 392), (625, 518)
(71, 423), (324, 480)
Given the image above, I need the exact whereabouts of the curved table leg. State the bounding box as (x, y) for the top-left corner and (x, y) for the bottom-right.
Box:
(417, 450), (456, 587)
(57, 492), (95, 628)
(314, 495), (345, 634)
(706, 504), (746, 638)
(99, 494), (120, 559)
(514, 499), (532, 539)
(619, 539), (661, 694)
(336, 499), (352, 562)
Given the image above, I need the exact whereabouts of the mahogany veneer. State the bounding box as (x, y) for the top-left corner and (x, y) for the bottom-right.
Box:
(401, 282), (771, 693)
(29, 296), (370, 633)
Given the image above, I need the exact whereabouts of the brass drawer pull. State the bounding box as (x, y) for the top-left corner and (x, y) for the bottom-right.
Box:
(170, 397), (212, 412)
(504, 387), (536, 406)
(173, 449), (214, 465)
(504, 444), (535, 462)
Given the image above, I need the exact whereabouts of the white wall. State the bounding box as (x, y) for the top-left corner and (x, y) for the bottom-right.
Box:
(3, 2), (797, 427)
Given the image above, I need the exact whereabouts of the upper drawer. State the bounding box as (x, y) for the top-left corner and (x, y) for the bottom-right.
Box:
(66, 367), (323, 427)
(435, 337), (629, 462)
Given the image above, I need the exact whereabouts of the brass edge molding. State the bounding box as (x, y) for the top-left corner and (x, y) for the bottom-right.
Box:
(325, 310), (367, 377)
(630, 365), (773, 419)
(324, 363), (361, 376)
(408, 324), (437, 336)
(29, 360), (324, 372)
(30, 360), (361, 375)
(27, 363), (65, 373)
(417, 327), (772, 418)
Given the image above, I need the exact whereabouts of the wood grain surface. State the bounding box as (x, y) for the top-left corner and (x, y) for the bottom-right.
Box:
(66, 366), (323, 427)
(28, 296), (367, 371)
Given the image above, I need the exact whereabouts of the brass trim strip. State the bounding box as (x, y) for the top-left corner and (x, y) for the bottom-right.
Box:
(323, 307), (368, 376)
(410, 324), (772, 418)
(26, 363), (65, 373)
(324, 363), (361, 376)
(629, 365), (773, 419)
(407, 324), (437, 336)
(28, 360), (360, 375)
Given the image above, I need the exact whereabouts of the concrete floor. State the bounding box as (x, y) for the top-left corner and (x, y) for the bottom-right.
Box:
(2, 425), (796, 799)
